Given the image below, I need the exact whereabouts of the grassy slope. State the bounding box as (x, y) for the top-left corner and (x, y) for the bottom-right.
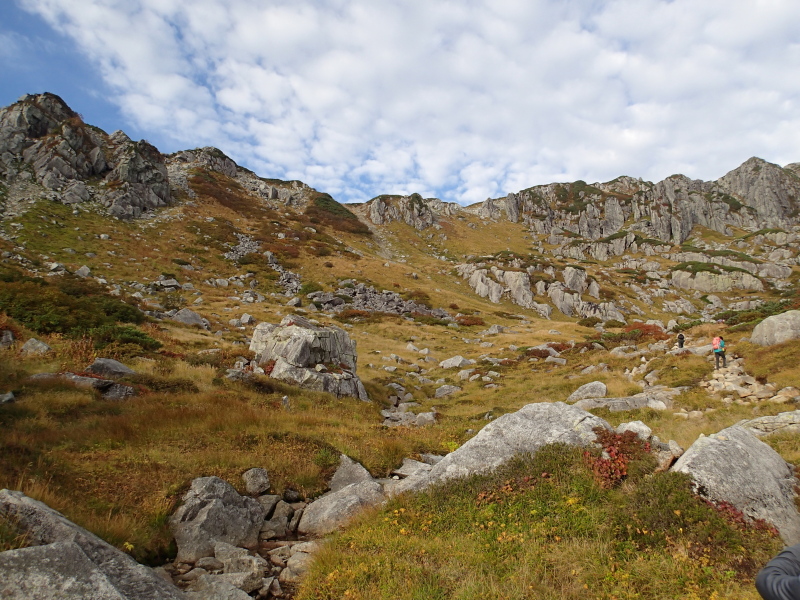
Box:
(0, 172), (798, 596)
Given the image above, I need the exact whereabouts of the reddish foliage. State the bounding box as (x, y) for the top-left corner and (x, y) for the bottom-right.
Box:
(584, 427), (651, 488)
(624, 323), (670, 341)
(702, 499), (780, 536)
(455, 315), (485, 327)
(263, 360), (276, 377)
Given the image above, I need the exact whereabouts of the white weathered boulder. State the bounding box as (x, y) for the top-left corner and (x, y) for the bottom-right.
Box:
(297, 480), (385, 536)
(671, 426), (800, 544)
(250, 316), (368, 401)
(566, 381), (607, 402)
(616, 421), (652, 440)
(0, 490), (184, 599)
(751, 310), (800, 346)
(434, 385), (461, 398)
(574, 394), (669, 412)
(170, 477), (264, 563)
(426, 402), (609, 486)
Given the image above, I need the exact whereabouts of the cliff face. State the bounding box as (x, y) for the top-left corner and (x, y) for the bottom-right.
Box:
(0, 93), (170, 218)
(476, 157), (800, 245)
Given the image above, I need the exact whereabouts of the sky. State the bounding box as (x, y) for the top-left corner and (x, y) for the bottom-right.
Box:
(2, 1), (800, 205)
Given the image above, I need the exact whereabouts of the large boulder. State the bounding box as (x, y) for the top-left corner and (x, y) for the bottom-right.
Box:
(297, 480), (385, 536)
(566, 381), (607, 403)
(751, 310), (800, 346)
(426, 402), (609, 486)
(250, 316), (368, 401)
(250, 315), (357, 370)
(170, 477), (265, 563)
(671, 426), (800, 544)
(0, 489), (184, 599)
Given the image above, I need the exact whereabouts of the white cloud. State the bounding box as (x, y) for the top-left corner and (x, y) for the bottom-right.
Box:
(16, 0), (800, 204)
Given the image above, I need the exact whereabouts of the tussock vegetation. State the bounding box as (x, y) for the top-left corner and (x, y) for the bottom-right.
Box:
(305, 193), (372, 235)
(298, 446), (780, 600)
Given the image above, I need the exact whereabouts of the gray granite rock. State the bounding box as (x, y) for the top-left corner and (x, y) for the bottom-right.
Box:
(672, 426), (800, 544)
(0, 490), (183, 599)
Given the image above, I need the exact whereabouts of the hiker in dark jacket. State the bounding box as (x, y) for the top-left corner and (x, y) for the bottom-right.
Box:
(677, 333), (685, 348)
(756, 543), (800, 600)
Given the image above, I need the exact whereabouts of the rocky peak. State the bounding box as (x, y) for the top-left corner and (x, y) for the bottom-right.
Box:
(0, 91), (171, 219)
(716, 156), (800, 226)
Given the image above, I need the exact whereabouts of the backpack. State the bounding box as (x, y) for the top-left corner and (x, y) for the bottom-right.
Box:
(712, 336), (721, 350)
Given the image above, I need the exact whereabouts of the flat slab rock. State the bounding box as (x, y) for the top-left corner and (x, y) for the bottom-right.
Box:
(671, 426), (800, 544)
(574, 394), (669, 412)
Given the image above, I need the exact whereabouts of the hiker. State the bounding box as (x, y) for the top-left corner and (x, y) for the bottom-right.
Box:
(677, 332), (685, 348)
(712, 335), (726, 369)
(756, 543), (800, 599)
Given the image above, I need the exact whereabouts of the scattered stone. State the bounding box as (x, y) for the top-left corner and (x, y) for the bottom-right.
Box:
(20, 338), (51, 356)
(171, 308), (211, 330)
(435, 385), (461, 398)
(242, 468), (271, 496)
(329, 455), (373, 493)
(438, 355), (473, 369)
(85, 357), (136, 379)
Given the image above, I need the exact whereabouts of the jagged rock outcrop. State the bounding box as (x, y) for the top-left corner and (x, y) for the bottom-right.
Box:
(455, 264), (552, 318)
(167, 146), (313, 208)
(471, 157), (800, 248)
(671, 269), (764, 292)
(364, 193), (459, 230)
(249, 315), (368, 401)
(0, 93), (170, 219)
(306, 281), (450, 319)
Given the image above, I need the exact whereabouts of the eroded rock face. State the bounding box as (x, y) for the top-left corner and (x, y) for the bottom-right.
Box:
(671, 426), (800, 544)
(0, 93), (171, 219)
(169, 477), (265, 563)
(0, 489), (184, 599)
(250, 315), (368, 401)
(751, 310), (800, 346)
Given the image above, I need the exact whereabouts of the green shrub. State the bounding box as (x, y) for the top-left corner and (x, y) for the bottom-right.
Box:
(299, 282), (323, 296)
(577, 317), (601, 328)
(0, 273), (143, 336)
(90, 325), (161, 352)
(304, 194), (372, 235)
